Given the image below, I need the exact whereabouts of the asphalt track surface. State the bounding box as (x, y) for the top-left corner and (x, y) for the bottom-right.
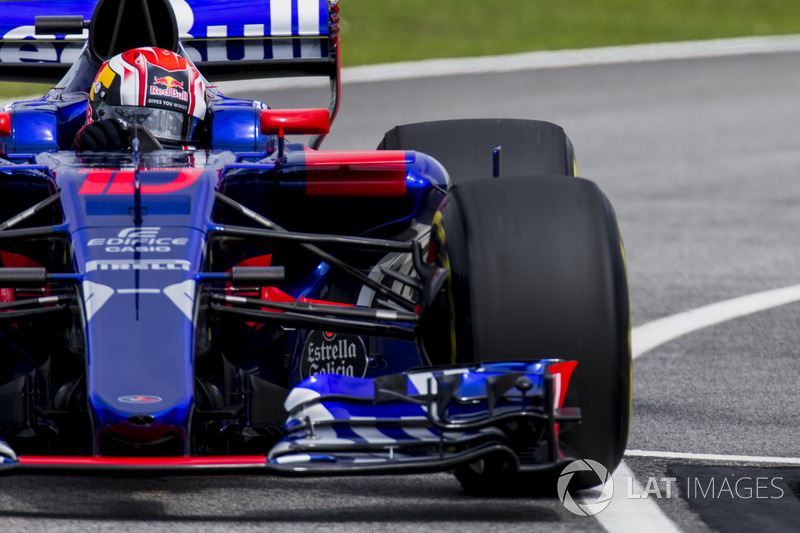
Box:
(3, 45), (800, 532)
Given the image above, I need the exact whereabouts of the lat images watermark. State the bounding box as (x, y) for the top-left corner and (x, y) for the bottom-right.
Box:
(627, 475), (786, 500)
(557, 459), (614, 516)
(558, 462), (787, 516)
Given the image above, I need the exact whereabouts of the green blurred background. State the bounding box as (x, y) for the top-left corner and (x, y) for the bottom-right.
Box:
(3, 0), (800, 97)
(339, 0), (800, 65)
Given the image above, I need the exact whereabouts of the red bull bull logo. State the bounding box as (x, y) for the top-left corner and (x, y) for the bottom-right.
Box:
(150, 74), (189, 101)
(153, 75), (184, 90)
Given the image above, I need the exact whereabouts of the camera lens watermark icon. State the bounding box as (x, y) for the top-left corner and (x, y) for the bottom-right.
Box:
(557, 459), (614, 516)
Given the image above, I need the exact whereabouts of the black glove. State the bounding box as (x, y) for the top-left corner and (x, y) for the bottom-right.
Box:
(73, 119), (130, 151)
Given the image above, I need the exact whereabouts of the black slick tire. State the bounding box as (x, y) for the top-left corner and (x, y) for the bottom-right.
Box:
(425, 175), (630, 494)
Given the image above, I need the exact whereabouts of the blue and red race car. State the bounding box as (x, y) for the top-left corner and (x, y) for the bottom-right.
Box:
(0, 0), (630, 494)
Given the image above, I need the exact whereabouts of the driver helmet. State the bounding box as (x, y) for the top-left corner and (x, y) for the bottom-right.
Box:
(87, 47), (207, 146)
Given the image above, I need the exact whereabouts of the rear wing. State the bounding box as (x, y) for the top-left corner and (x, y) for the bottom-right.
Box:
(0, 0), (340, 83)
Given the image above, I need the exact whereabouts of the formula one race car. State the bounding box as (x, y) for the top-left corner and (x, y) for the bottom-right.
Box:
(0, 0), (630, 494)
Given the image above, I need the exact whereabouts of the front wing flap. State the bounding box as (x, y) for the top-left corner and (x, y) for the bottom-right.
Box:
(265, 360), (581, 475)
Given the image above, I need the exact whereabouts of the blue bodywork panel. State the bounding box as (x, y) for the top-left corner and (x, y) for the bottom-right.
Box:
(5, 145), (450, 455)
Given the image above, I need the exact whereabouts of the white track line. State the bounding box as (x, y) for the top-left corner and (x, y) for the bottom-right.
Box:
(341, 35), (800, 83)
(600, 282), (800, 532)
(217, 34), (800, 93)
(596, 461), (681, 533)
(632, 283), (800, 359)
(626, 450), (800, 466)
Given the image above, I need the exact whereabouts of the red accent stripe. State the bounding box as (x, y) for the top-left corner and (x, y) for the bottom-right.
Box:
(106, 171), (135, 194)
(547, 361), (578, 409)
(18, 456), (266, 467)
(548, 360), (578, 457)
(188, 69), (196, 117)
(304, 151), (407, 197)
(140, 169), (204, 194)
(260, 109), (330, 136)
(78, 169), (204, 195)
(304, 151), (408, 166)
(78, 170), (114, 194)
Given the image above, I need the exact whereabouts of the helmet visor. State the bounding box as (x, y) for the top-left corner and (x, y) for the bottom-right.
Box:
(98, 104), (202, 144)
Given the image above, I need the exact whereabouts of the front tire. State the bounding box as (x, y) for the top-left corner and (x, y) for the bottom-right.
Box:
(379, 119), (576, 184)
(425, 175), (630, 494)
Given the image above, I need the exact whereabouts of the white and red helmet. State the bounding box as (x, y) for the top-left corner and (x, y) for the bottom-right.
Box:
(88, 47), (207, 145)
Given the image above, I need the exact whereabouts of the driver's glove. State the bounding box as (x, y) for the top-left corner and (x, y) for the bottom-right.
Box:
(73, 119), (130, 151)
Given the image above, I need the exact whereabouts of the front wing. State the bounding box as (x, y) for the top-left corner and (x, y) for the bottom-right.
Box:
(0, 361), (581, 476)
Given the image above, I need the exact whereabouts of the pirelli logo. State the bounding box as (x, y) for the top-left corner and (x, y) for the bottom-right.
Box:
(85, 259), (191, 272)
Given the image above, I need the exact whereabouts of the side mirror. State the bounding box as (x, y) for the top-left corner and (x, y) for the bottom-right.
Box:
(0, 113), (10, 137)
(260, 109), (331, 137)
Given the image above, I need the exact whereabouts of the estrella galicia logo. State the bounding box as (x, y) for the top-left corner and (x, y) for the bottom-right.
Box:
(301, 330), (368, 379)
(557, 459), (614, 516)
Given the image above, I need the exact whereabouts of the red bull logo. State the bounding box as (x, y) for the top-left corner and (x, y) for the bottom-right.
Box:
(149, 74), (189, 101)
